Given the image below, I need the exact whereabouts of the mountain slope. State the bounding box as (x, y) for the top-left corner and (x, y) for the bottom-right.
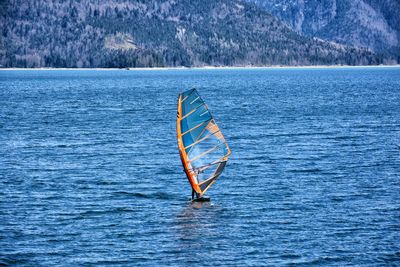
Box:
(0, 0), (392, 68)
(247, 0), (400, 55)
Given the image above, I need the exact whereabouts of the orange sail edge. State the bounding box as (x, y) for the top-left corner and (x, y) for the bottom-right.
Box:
(176, 94), (202, 195)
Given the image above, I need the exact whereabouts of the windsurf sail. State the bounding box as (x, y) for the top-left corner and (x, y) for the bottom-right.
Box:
(176, 89), (231, 198)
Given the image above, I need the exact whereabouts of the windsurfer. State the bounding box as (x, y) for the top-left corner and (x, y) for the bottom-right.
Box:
(191, 189), (201, 200)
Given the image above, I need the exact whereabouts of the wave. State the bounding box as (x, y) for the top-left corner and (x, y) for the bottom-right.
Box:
(111, 191), (175, 200)
(288, 168), (322, 173)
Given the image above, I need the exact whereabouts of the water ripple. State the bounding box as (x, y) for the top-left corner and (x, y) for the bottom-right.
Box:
(1, 68), (400, 265)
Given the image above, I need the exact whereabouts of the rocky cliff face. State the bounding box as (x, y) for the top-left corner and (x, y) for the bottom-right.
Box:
(0, 0), (393, 68)
(248, 0), (400, 53)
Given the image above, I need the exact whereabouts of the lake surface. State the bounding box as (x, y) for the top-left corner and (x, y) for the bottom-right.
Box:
(1, 67), (399, 266)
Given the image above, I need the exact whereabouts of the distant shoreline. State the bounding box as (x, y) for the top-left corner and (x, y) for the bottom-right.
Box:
(1, 65), (400, 71)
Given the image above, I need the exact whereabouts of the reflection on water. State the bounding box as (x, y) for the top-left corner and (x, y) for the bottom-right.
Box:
(173, 201), (226, 264)
(175, 201), (217, 241)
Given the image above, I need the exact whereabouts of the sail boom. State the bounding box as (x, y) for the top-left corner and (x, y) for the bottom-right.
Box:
(194, 156), (229, 173)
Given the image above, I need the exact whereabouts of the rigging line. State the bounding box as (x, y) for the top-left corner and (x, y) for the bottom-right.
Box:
(200, 110), (209, 117)
(187, 119), (215, 155)
(184, 129), (221, 150)
(180, 102), (205, 120)
(181, 118), (212, 136)
(189, 142), (226, 163)
(190, 96), (200, 105)
(181, 95), (189, 102)
(181, 89), (196, 103)
(195, 119), (215, 143)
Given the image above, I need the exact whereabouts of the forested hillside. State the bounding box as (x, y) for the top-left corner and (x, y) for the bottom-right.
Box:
(0, 0), (394, 68)
(248, 0), (400, 57)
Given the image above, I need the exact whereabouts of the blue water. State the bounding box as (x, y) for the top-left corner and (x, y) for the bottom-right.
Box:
(1, 67), (399, 266)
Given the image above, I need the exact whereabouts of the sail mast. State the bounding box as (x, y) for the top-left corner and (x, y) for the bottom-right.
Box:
(177, 93), (202, 194)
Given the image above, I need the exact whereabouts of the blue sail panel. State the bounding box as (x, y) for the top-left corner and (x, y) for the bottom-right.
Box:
(178, 89), (230, 191)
